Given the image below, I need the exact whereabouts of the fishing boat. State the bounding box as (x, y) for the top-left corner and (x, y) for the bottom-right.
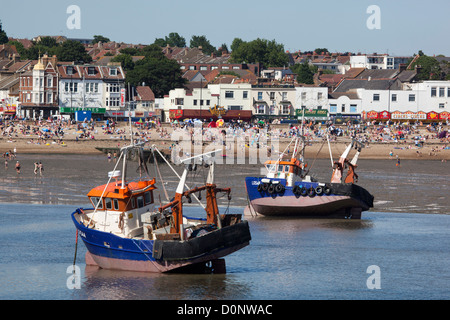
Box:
(245, 136), (374, 219)
(71, 143), (251, 273)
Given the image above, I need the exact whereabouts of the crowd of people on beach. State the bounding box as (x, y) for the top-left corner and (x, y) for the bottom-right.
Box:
(1, 116), (449, 155)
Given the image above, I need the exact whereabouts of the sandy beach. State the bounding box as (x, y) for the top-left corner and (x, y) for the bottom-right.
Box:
(1, 121), (449, 161)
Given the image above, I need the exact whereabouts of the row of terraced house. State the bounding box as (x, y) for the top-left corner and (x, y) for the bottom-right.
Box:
(1, 40), (450, 123)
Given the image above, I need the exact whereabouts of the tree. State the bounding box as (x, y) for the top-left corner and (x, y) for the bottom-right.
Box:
(314, 48), (329, 55)
(230, 38), (289, 68)
(409, 53), (443, 80)
(93, 35), (110, 44)
(0, 20), (8, 44)
(230, 38), (244, 53)
(111, 53), (135, 71)
(190, 35), (216, 55)
(292, 61), (315, 84)
(125, 45), (186, 97)
(55, 40), (92, 63)
(154, 32), (186, 47)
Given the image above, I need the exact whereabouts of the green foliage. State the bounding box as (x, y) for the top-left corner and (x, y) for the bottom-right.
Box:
(93, 35), (110, 44)
(409, 53), (443, 80)
(314, 48), (329, 55)
(154, 32), (186, 47)
(54, 40), (92, 63)
(125, 45), (186, 97)
(291, 61), (315, 84)
(190, 35), (216, 55)
(230, 38), (289, 68)
(111, 54), (135, 71)
(0, 21), (8, 45)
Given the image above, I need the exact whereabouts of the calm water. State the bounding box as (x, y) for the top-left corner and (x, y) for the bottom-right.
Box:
(0, 154), (449, 300)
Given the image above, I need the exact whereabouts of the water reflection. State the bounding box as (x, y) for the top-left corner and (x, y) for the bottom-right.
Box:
(75, 265), (251, 300)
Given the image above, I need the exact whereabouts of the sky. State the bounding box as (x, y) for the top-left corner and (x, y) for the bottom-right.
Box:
(1, 0), (449, 57)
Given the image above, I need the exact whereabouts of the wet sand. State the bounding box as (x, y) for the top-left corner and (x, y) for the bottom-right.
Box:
(1, 123), (449, 160)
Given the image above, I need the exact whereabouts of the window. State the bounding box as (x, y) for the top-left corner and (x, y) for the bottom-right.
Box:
(257, 105), (265, 114)
(431, 87), (437, 97)
(282, 105), (290, 114)
(225, 91), (234, 98)
(330, 104), (337, 113)
(243, 91), (248, 99)
(113, 199), (119, 210)
(373, 94), (380, 101)
(269, 92), (275, 100)
(350, 105), (357, 113)
(144, 192), (152, 204)
(341, 104), (346, 112)
(67, 66), (74, 75)
(109, 68), (117, 76)
(206, 100), (210, 106)
(47, 92), (52, 104)
(105, 198), (112, 210)
(107, 83), (120, 93)
(193, 100), (197, 106)
(137, 196), (144, 208)
(47, 77), (52, 87)
(317, 92), (323, 100)
(301, 92), (306, 99)
(409, 94), (415, 102)
(175, 98), (184, 105)
(391, 94), (397, 102)
(189, 66), (196, 70)
(257, 92), (263, 100)
(91, 197), (103, 209)
(88, 67), (95, 75)
(200, 66), (208, 71)
(233, 66), (240, 70)
(448, 88), (450, 97)
(439, 103), (445, 109)
(439, 87), (445, 97)
(282, 92), (287, 101)
(228, 106), (242, 110)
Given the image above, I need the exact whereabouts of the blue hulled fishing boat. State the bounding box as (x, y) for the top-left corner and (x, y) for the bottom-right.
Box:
(71, 144), (251, 273)
(245, 137), (374, 219)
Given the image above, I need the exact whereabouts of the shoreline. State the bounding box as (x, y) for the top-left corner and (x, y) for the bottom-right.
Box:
(2, 136), (449, 161)
(2, 121), (449, 161)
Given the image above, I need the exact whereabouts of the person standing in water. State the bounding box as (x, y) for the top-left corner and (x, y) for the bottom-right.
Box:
(15, 161), (21, 174)
(39, 161), (44, 176)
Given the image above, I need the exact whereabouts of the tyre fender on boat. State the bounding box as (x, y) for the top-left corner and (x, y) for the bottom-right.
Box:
(315, 186), (323, 196)
(262, 183), (269, 191)
(292, 185), (301, 196)
(324, 186), (332, 195)
(300, 187), (308, 197)
(257, 183), (263, 192)
(275, 184), (285, 194)
(308, 187), (315, 197)
(268, 184), (275, 194)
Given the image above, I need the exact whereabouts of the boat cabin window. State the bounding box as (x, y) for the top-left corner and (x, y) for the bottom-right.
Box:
(91, 197), (103, 209)
(130, 197), (136, 209)
(113, 199), (119, 210)
(136, 196), (144, 208)
(277, 165), (290, 172)
(105, 198), (112, 210)
(144, 191), (152, 204)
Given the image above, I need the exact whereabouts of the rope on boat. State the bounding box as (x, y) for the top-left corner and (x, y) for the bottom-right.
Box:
(72, 229), (79, 272)
(152, 148), (170, 202)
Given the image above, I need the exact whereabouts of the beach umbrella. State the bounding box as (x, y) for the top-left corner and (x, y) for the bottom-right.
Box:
(216, 119), (224, 127)
(42, 128), (50, 132)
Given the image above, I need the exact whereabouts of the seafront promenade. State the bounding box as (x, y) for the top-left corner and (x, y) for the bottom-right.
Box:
(1, 120), (449, 161)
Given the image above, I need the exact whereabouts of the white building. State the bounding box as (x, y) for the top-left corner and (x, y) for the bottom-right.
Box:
(350, 54), (411, 70)
(252, 84), (296, 117)
(58, 63), (125, 118)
